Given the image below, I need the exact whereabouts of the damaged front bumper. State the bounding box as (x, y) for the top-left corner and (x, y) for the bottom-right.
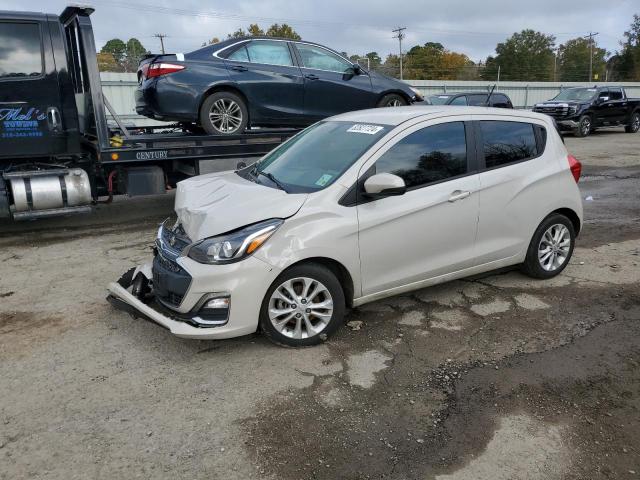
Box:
(107, 252), (282, 339)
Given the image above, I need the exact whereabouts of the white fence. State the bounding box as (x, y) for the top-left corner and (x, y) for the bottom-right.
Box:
(100, 72), (640, 124)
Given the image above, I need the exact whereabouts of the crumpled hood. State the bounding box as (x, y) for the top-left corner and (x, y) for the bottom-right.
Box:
(174, 171), (308, 241)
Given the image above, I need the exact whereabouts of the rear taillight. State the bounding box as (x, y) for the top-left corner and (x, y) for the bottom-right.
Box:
(145, 63), (185, 79)
(567, 154), (582, 183)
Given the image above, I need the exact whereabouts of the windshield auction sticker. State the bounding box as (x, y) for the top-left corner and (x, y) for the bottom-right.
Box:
(347, 124), (384, 135)
(315, 174), (333, 187)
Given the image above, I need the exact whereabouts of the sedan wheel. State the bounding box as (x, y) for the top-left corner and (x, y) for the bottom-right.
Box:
(209, 99), (243, 134)
(377, 93), (408, 108)
(199, 91), (249, 135)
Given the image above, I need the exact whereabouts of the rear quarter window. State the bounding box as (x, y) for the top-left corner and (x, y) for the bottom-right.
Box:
(0, 22), (43, 80)
(479, 121), (539, 169)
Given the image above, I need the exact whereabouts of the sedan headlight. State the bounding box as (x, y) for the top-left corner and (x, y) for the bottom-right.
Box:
(410, 87), (424, 101)
(186, 219), (283, 264)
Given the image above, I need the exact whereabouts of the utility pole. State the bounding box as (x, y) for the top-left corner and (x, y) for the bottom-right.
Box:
(584, 32), (599, 82)
(392, 27), (406, 80)
(154, 33), (167, 54)
(497, 65), (501, 83)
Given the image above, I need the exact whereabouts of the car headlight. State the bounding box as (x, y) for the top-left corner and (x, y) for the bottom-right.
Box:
(186, 218), (283, 264)
(410, 87), (424, 101)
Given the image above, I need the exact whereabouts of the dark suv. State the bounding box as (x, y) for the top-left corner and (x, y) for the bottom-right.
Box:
(136, 37), (423, 135)
(533, 86), (640, 137)
(426, 91), (513, 108)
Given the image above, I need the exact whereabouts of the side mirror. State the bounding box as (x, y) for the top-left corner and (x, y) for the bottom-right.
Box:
(363, 173), (406, 198)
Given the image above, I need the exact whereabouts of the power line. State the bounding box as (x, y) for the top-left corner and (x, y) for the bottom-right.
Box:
(392, 27), (406, 80)
(154, 33), (168, 54)
(584, 32), (599, 82)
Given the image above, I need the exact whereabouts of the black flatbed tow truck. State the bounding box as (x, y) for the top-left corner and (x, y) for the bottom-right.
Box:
(0, 6), (298, 221)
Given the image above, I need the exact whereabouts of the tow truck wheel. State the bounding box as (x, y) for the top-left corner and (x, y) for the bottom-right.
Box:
(200, 91), (249, 135)
(625, 112), (640, 133)
(575, 115), (592, 137)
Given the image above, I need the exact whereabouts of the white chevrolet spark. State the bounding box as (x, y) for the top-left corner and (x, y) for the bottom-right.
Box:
(108, 106), (583, 347)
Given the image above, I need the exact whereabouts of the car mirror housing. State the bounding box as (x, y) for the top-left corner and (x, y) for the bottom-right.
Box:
(363, 173), (406, 198)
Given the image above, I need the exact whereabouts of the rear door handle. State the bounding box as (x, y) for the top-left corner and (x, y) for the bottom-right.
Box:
(229, 65), (248, 72)
(304, 74), (319, 81)
(448, 190), (470, 202)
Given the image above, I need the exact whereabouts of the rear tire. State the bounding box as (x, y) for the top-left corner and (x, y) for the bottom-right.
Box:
(199, 91), (249, 135)
(259, 263), (345, 347)
(625, 112), (640, 133)
(521, 214), (576, 279)
(377, 93), (408, 108)
(574, 114), (592, 137)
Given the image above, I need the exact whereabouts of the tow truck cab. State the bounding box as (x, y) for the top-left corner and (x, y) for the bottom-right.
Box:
(0, 6), (296, 221)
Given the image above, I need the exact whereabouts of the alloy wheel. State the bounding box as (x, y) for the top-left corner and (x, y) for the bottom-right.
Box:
(581, 117), (591, 136)
(537, 224), (571, 272)
(268, 277), (334, 339)
(209, 98), (243, 133)
(387, 98), (403, 107)
(632, 114), (640, 132)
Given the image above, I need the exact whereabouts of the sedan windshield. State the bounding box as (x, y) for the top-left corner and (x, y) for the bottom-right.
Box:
(428, 95), (453, 105)
(552, 88), (597, 102)
(248, 121), (390, 193)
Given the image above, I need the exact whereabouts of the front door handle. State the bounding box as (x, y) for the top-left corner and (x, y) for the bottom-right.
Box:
(304, 74), (319, 81)
(47, 107), (62, 133)
(448, 190), (470, 202)
(229, 65), (248, 72)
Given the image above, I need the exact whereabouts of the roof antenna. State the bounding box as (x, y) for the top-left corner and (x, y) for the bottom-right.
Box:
(485, 84), (496, 107)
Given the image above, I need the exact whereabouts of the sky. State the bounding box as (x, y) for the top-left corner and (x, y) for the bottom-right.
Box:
(1, 0), (638, 62)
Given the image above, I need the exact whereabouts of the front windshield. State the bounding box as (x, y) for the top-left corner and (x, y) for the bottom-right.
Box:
(249, 121), (390, 193)
(552, 88), (597, 102)
(428, 95), (452, 105)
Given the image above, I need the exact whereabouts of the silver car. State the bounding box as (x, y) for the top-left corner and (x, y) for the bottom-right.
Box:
(108, 106), (583, 347)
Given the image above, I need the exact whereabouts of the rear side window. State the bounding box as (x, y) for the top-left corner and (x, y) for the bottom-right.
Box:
(491, 94), (511, 108)
(0, 22), (43, 79)
(480, 121), (538, 168)
(468, 94), (487, 106)
(375, 122), (468, 189)
(243, 40), (293, 66)
(227, 44), (250, 62)
(608, 88), (623, 100)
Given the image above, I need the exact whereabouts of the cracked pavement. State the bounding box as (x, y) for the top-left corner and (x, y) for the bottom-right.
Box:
(1, 129), (639, 479)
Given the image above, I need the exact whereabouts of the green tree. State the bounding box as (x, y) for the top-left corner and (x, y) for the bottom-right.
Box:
(202, 37), (220, 47)
(101, 39), (127, 65)
(482, 30), (556, 81)
(97, 52), (121, 72)
(615, 14), (640, 80)
(123, 38), (149, 72)
(265, 23), (301, 40)
(401, 42), (473, 80)
(557, 37), (607, 82)
(227, 23), (301, 40)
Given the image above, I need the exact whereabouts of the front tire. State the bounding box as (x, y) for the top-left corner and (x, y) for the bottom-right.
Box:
(199, 91), (248, 135)
(625, 112), (640, 133)
(377, 93), (408, 108)
(521, 214), (576, 279)
(259, 264), (345, 347)
(574, 114), (592, 137)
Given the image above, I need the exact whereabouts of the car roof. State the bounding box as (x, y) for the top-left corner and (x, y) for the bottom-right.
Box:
(330, 106), (549, 126)
(429, 91), (509, 97)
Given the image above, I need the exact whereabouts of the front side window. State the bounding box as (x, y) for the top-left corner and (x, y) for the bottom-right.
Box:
(296, 44), (351, 72)
(242, 40), (293, 66)
(0, 22), (43, 79)
(251, 121), (389, 193)
(375, 122), (468, 189)
(480, 121), (538, 168)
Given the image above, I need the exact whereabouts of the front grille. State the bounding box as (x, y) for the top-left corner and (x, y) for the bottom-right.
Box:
(533, 105), (571, 118)
(159, 221), (191, 256)
(152, 220), (193, 308)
